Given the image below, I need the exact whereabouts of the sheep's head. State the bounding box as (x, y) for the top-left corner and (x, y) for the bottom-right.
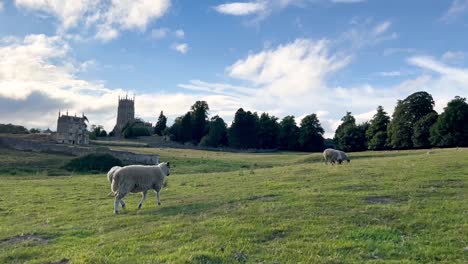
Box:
(160, 161), (171, 176)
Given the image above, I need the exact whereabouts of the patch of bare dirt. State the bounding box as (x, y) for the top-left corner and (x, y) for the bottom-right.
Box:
(364, 196), (406, 204)
(1, 234), (49, 245)
(45, 258), (69, 264)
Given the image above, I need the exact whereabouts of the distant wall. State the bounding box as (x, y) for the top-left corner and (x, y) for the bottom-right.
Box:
(0, 136), (159, 165)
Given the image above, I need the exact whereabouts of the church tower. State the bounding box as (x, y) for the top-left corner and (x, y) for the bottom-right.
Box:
(112, 95), (135, 137)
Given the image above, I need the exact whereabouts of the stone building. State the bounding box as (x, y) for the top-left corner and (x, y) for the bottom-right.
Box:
(112, 95), (135, 137)
(56, 112), (89, 145)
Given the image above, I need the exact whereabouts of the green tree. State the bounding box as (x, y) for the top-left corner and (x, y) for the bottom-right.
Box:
(29, 128), (41, 133)
(298, 114), (325, 152)
(412, 112), (438, 148)
(200, 115), (228, 147)
(334, 112), (356, 151)
(0, 123), (29, 134)
(388, 91), (435, 149)
(89, 125), (105, 140)
(257, 113), (280, 149)
(366, 106), (390, 150)
(180, 112), (193, 143)
(228, 108), (258, 149)
(278, 116), (299, 150)
(334, 112), (368, 152)
(191, 101), (209, 143)
(430, 96), (468, 147)
(154, 111), (167, 136)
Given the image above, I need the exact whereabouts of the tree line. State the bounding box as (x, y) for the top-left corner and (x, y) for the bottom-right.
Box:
(156, 91), (468, 151)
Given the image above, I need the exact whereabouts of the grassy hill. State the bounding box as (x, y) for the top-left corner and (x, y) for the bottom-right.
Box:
(0, 148), (467, 263)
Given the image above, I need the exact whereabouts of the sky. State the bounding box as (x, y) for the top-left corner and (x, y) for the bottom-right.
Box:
(0, 0), (467, 138)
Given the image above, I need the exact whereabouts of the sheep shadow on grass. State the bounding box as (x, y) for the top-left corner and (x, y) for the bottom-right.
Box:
(138, 202), (219, 216)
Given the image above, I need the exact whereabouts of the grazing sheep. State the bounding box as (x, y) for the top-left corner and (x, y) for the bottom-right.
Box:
(323, 148), (341, 164)
(107, 166), (122, 183)
(111, 162), (170, 214)
(337, 150), (350, 163)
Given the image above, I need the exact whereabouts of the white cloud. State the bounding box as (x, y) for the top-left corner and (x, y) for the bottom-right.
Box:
(379, 71), (401, 77)
(174, 29), (185, 38)
(14, 0), (171, 41)
(0, 1), (4, 12)
(214, 2), (266, 16)
(172, 43), (189, 54)
(441, 0), (468, 22)
(373, 21), (391, 35)
(0, 34), (200, 131)
(151, 28), (169, 39)
(441, 50), (465, 63)
(227, 39), (351, 96)
(339, 20), (397, 50)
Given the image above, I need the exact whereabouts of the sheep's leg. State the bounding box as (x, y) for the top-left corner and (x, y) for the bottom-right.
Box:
(155, 189), (161, 206)
(120, 200), (126, 209)
(138, 191), (148, 210)
(114, 192), (126, 214)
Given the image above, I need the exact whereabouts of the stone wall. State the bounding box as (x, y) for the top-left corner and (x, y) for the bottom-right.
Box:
(0, 136), (159, 165)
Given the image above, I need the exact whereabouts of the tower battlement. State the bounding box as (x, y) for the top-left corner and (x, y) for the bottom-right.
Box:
(112, 95), (135, 137)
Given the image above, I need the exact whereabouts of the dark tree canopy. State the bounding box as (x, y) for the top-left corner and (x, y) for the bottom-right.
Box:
(298, 114), (325, 152)
(278, 116), (299, 150)
(388, 91), (435, 149)
(154, 111), (167, 136)
(334, 112), (356, 151)
(412, 112), (438, 148)
(200, 115), (228, 148)
(190, 101), (209, 143)
(180, 112), (193, 143)
(257, 113), (280, 149)
(366, 106), (390, 150)
(228, 108), (258, 149)
(430, 96), (468, 147)
(0, 123), (29, 134)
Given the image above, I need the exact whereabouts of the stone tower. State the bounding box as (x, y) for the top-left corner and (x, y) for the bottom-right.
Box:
(112, 95), (135, 137)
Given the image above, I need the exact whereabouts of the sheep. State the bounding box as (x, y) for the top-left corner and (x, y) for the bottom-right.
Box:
(323, 148), (342, 164)
(337, 150), (350, 163)
(107, 166), (121, 183)
(323, 148), (350, 164)
(111, 162), (170, 214)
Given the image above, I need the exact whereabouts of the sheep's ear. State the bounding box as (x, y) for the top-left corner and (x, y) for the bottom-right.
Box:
(167, 161), (170, 167)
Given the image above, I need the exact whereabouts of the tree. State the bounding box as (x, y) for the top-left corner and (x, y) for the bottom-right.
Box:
(412, 112), (438, 148)
(228, 108), (258, 149)
(0, 123), (29, 134)
(89, 125), (105, 140)
(334, 112), (356, 151)
(430, 96), (468, 147)
(191, 101), (209, 143)
(298, 114), (325, 152)
(29, 128), (41, 133)
(154, 111), (167, 136)
(169, 116), (183, 142)
(180, 112), (193, 143)
(388, 91), (435, 149)
(278, 116), (299, 150)
(334, 112), (368, 152)
(366, 106), (390, 150)
(200, 116), (228, 147)
(256, 113), (280, 149)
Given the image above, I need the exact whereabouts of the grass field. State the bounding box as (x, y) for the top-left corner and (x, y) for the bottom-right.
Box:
(0, 147), (467, 263)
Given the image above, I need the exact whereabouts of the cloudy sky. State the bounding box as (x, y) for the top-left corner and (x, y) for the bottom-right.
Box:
(0, 0), (467, 137)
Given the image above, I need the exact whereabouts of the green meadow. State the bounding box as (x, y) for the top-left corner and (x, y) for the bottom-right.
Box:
(0, 147), (467, 263)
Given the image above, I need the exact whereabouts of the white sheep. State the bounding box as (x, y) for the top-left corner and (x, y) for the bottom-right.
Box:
(323, 148), (350, 165)
(107, 166), (122, 183)
(111, 162), (170, 214)
(337, 150), (350, 164)
(323, 148), (341, 164)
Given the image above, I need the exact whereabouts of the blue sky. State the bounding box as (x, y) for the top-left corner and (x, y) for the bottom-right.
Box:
(0, 0), (467, 137)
